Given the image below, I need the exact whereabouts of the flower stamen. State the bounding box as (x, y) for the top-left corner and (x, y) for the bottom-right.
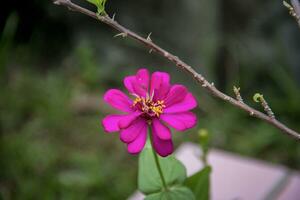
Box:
(132, 97), (165, 117)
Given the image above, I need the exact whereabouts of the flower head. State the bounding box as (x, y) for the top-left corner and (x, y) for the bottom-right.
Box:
(102, 68), (197, 157)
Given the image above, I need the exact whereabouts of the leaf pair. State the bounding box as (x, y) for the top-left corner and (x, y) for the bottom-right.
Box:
(138, 141), (211, 200)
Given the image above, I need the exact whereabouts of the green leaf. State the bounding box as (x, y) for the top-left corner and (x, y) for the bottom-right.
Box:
(86, 0), (107, 15)
(138, 142), (187, 194)
(144, 186), (195, 200)
(184, 166), (211, 200)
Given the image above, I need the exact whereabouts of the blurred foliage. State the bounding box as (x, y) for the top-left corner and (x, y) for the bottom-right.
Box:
(1, 0), (300, 199)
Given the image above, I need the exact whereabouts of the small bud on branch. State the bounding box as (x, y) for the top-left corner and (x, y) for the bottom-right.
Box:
(253, 93), (275, 119)
(233, 86), (244, 103)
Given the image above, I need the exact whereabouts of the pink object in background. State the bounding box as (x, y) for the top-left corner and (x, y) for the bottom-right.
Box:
(129, 143), (300, 200)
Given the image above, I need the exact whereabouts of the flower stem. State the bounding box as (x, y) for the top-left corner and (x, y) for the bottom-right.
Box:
(149, 134), (168, 191)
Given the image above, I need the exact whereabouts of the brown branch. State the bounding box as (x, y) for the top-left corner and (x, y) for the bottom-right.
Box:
(260, 96), (275, 120)
(53, 0), (300, 141)
(283, 0), (300, 28)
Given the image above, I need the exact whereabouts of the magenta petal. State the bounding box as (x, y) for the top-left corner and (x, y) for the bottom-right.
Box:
(127, 124), (148, 154)
(150, 71), (171, 100)
(120, 118), (147, 143)
(164, 93), (197, 113)
(118, 112), (141, 129)
(160, 112), (197, 131)
(104, 89), (133, 112)
(102, 114), (127, 133)
(123, 69), (150, 97)
(164, 85), (188, 107)
(136, 68), (150, 90)
(123, 76), (136, 94)
(152, 118), (171, 140)
(151, 124), (173, 157)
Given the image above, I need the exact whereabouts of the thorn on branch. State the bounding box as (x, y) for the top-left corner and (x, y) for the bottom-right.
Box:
(233, 86), (244, 103)
(114, 32), (127, 38)
(283, 1), (300, 21)
(146, 32), (154, 53)
(253, 93), (275, 119)
(223, 96), (230, 101)
(111, 13), (116, 21)
(146, 32), (152, 42)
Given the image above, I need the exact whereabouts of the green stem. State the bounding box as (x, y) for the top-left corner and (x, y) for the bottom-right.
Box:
(149, 133), (168, 192)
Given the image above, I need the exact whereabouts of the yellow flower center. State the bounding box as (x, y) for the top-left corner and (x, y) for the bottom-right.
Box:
(132, 97), (165, 117)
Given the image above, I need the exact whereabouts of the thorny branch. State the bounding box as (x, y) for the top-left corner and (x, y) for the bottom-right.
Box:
(283, 0), (300, 28)
(53, 0), (300, 141)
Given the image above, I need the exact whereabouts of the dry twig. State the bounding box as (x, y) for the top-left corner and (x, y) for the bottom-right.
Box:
(54, 0), (300, 141)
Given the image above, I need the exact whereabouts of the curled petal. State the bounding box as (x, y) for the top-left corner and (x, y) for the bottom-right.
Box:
(164, 93), (197, 113)
(160, 112), (197, 131)
(150, 71), (171, 101)
(120, 118), (147, 143)
(151, 124), (173, 157)
(104, 89), (133, 112)
(127, 124), (148, 154)
(164, 85), (188, 107)
(152, 118), (172, 140)
(124, 69), (150, 97)
(102, 114), (128, 133)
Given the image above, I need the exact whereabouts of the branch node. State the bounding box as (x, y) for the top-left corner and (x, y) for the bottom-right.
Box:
(250, 111), (254, 116)
(233, 86), (244, 103)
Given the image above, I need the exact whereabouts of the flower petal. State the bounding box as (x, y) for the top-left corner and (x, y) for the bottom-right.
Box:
(164, 85), (188, 107)
(152, 118), (171, 140)
(151, 125), (173, 157)
(127, 124), (148, 154)
(150, 71), (171, 101)
(102, 114), (128, 133)
(160, 112), (197, 131)
(164, 93), (197, 113)
(104, 89), (133, 112)
(120, 118), (147, 143)
(118, 112), (142, 129)
(124, 69), (150, 97)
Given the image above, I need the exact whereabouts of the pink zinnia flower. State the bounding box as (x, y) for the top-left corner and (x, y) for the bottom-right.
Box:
(102, 68), (197, 157)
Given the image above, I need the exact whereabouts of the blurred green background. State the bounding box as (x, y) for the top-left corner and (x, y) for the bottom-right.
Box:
(1, 0), (300, 199)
